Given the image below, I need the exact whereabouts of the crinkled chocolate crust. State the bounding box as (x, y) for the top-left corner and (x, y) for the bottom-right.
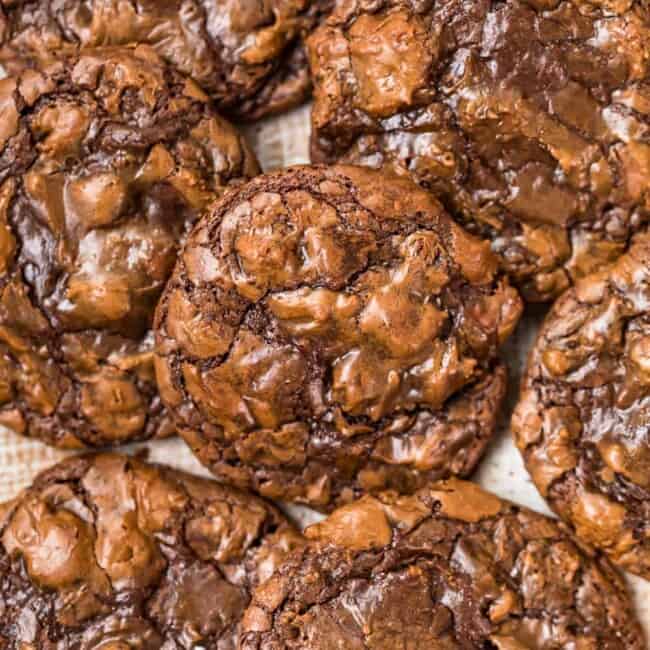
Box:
(0, 0), (333, 120)
(0, 453), (302, 648)
(513, 230), (650, 579)
(0, 46), (259, 447)
(308, 0), (650, 301)
(155, 165), (522, 510)
(241, 480), (645, 649)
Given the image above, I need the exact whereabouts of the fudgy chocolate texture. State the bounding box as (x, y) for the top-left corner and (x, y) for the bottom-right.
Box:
(0, 0), (332, 121)
(308, 0), (650, 302)
(0, 453), (303, 648)
(155, 165), (523, 510)
(512, 230), (650, 580)
(241, 480), (646, 649)
(0, 46), (259, 448)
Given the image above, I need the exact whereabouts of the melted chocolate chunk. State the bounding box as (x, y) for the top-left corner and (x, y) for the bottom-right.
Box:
(0, 0), (333, 121)
(0, 453), (302, 648)
(513, 230), (650, 580)
(308, 0), (650, 301)
(155, 165), (523, 510)
(0, 46), (259, 448)
(241, 480), (645, 649)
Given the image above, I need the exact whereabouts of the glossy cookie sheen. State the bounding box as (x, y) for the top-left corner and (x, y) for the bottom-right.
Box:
(0, 453), (303, 648)
(155, 165), (523, 510)
(0, 0), (332, 121)
(308, 0), (650, 301)
(513, 230), (650, 580)
(0, 46), (259, 448)
(240, 479), (645, 649)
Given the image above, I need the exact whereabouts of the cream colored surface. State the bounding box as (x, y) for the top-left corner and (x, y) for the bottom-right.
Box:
(0, 102), (648, 642)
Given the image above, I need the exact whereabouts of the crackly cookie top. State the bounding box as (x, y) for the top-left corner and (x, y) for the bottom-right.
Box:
(308, 0), (650, 301)
(0, 453), (302, 648)
(0, 0), (333, 120)
(0, 46), (259, 448)
(155, 165), (522, 509)
(240, 479), (645, 649)
(512, 230), (650, 580)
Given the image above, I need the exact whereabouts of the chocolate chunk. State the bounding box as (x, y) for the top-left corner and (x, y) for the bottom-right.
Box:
(154, 165), (523, 510)
(0, 46), (259, 448)
(308, 0), (650, 301)
(0, 453), (302, 648)
(0, 0), (333, 121)
(240, 479), (646, 649)
(513, 230), (650, 580)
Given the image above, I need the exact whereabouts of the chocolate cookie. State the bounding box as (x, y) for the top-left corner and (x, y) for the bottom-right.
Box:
(308, 0), (650, 302)
(0, 452), (302, 648)
(154, 165), (523, 509)
(512, 230), (650, 580)
(241, 479), (645, 649)
(0, 46), (259, 448)
(0, 0), (332, 121)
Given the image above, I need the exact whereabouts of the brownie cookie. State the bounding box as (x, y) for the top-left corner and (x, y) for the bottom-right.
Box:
(154, 165), (523, 509)
(240, 479), (645, 649)
(0, 0), (332, 121)
(0, 46), (259, 448)
(512, 230), (650, 580)
(308, 0), (650, 302)
(0, 452), (303, 648)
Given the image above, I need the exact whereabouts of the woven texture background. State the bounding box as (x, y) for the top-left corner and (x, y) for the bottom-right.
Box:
(0, 102), (648, 638)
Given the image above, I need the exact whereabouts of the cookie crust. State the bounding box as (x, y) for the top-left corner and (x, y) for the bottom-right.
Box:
(0, 0), (333, 120)
(513, 230), (650, 579)
(241, 479), (645, 649)
(308, 0), (650, 301)
(0, 453), (302, 648)
(0, 46), (259, 448)
(155, 165), (522, 510)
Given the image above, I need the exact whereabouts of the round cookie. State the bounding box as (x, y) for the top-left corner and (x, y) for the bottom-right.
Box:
(240, 479), (645, 649)
(154, 165), (523, 509)
(512, 231), (650, 580)
(0, 452), (303, 648)
(0, 46), (259, 448)
(0, 0), (333, 121)
(307, 0), (650, 302)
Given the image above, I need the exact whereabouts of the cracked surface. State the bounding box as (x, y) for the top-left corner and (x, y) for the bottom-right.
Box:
(308, 0), (650, 302)
(0, 46), (259, 448)
(154, 165), (523, 510)
(0, 0), (333, 121)
(240, 479), (645, 649)
(0, 452), (303, 648)
(512, 230), (650, 580)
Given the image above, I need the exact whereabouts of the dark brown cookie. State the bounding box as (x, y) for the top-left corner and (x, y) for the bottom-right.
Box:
(0, 0), (333, 121)
(154, 165), (523, 510)
(512, 230), (650, 580)
(307, 0), (650, 302)
(0, 452), (303, 648)
(0, 46), (259, 448)
(240, 479), (646, 649)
